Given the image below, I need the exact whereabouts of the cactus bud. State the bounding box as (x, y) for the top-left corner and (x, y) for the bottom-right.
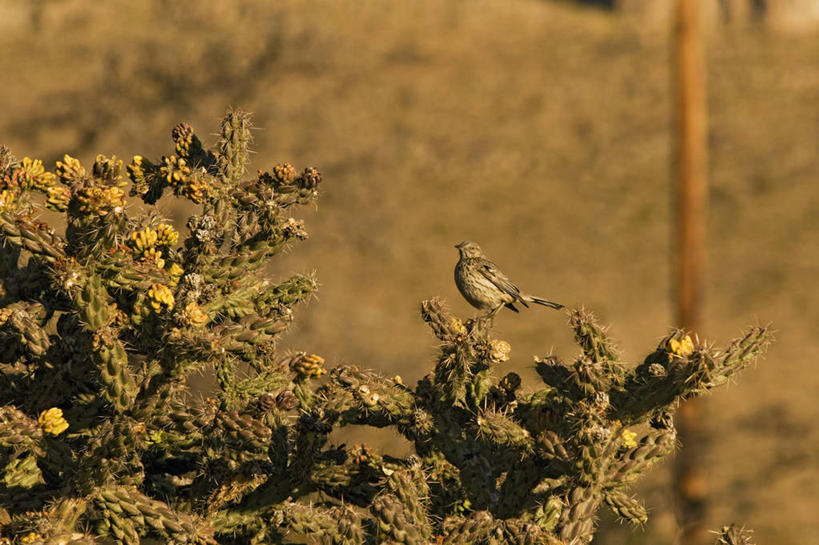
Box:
(291, 353), (326, 380)
(272, 162), (297, 185)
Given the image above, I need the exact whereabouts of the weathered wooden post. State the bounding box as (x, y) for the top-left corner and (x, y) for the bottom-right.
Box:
(673, 0), (709, 543)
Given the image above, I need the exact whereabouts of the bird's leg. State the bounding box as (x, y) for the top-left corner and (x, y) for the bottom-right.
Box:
(467, 306), (500, 334)
(469, 312), (494, 334)
(478, 305), (502, 326)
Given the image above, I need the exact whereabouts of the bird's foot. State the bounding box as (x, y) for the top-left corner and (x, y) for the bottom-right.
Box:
(466, 310), (496, 334)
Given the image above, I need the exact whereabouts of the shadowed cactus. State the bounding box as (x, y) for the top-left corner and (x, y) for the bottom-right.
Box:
(0, 111), (768, 544)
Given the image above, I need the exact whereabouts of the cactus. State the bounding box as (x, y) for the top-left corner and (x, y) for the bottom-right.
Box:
(0, 112), (769, 544)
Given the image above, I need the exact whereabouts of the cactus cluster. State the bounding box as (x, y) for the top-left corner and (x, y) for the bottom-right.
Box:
(0, 111), (768, 544)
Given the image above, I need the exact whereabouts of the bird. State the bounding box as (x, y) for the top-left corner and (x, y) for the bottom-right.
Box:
(454, 241), (564, 315)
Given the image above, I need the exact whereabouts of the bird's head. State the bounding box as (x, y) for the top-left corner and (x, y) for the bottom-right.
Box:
(455, 241), (483, 258)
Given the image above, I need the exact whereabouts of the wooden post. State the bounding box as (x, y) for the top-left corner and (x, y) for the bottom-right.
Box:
(673, 0), (708, 544)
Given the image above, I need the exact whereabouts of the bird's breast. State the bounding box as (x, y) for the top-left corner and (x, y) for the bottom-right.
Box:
(455, 260), (509, 309)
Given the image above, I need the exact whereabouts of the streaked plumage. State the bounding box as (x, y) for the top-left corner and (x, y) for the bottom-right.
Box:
(454, 241), (564, 314)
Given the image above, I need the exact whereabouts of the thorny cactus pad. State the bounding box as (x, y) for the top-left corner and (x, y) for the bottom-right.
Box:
(0, 111), (769, 545)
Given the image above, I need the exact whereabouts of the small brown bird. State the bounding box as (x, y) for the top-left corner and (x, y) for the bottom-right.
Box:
(454, 241), (564, 314)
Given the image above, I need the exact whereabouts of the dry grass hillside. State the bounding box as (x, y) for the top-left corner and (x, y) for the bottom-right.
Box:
(1, 0), (818, 542)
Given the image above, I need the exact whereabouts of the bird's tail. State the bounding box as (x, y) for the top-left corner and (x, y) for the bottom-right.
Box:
(525, 295), (564, 310)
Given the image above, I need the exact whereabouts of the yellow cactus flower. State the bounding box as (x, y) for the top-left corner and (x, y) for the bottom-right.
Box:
(167, 263), (184, 287)
(103, 186), (125, 212)
(450, 317), (467, 335)
(20, 157), (45, 176)
(161, 155), (191, 185)
(73, 187), (97, 214)
(454, 498), (472, 514)
(167, 262), (184, 277)
(159, 155), (210, 203)
(19, 157), (55, 191)
(184, 301), (209, 327)
(392, 375), (404, 385)
(46, 185), (71, 212)
(0, 189), (16, 211)
(20, 532), (42, 544)
(180, 176), (210, 204)
(146, 429), (165, 445)
(669, 335), (695, 357)
(142, 248), (165, 270)
(156, 223), (179, 246)
(38, 407), (69, 436)
(621, 429), (638, 449)
(74, 185), (125, 216)
(127, 155), (148, 184)
(130, 227), (158, 252)
(148, 283), (175, 313)
(55, 154), (86, 184)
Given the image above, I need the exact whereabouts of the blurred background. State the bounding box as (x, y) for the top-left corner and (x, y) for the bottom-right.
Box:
(2, 0), (818, 542)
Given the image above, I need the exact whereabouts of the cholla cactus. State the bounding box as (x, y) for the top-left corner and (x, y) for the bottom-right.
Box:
(0, 111), (768, 544)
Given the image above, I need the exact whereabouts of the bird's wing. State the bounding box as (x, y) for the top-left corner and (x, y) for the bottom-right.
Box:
(477, 258), (528, 307)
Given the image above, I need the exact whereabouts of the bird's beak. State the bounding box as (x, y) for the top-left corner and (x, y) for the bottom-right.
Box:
(455, 241), (464, 249)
